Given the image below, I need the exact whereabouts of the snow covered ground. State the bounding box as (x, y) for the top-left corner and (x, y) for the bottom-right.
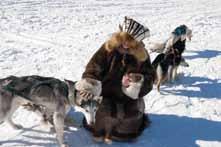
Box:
(0, 0), (221, 146)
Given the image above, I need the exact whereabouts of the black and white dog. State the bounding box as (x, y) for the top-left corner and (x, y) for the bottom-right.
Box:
(151, 25), (192, 92)
(0, 75), (102, 147)
(152, 49), (181, 92)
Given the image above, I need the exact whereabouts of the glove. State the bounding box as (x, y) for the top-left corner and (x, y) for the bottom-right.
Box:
(122, 73), (144, 99)
(75, 78), (102, 100)
(122, 73), (144, 86)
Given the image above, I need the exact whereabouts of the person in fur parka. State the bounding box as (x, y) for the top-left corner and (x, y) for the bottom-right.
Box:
(76, 17), (155, 143)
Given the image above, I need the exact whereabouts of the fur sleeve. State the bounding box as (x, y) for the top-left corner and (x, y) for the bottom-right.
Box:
(82, 44), (108, 81)
(138, 57), (156, 97)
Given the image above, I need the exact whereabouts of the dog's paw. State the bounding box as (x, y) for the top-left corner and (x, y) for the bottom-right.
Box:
(104, 138), (112, 144)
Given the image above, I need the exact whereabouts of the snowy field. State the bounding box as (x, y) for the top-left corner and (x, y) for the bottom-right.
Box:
(0, 0), (221, 147)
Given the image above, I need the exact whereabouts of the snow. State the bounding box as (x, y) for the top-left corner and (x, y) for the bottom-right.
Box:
(0, 0), (221, 146)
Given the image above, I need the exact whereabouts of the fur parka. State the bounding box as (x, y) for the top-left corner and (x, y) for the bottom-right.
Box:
(82, 32), (155, 140)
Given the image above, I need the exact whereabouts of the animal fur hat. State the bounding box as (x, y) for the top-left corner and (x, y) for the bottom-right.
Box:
(105, 32), (149, 62)
(105, 17), (150, 62)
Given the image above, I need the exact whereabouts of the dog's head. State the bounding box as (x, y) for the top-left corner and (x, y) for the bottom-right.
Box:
(75, 96), (102, 125)
(64, 79), (103, 125)
(173, 25), (192, 41)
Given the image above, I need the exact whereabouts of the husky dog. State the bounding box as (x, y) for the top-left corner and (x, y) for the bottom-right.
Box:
(150, 25), (192, 92)
(152, 50), (178, 92)
(148, 25), (192, 67)
(148, 25), (192, 53)
(152, 48), (183, 92)
(0, 75), (102, 147)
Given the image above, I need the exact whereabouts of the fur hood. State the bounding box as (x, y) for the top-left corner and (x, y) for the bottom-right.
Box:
(104, 32), (149, 62)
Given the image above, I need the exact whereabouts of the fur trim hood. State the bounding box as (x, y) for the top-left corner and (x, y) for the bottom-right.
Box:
(104, 32), (149, 62)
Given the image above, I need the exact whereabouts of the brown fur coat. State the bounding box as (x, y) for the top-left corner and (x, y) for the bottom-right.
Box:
(82, 32), (155, 140)
(82, 32), (155, 100)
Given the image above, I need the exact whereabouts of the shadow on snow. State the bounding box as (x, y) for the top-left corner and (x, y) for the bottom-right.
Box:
(143, 114), (221, 147)
(184, 49), (221, 60)
(161, 75), (221, 99)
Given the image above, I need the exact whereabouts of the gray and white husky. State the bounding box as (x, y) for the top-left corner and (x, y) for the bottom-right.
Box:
(0, 75), (102, 147)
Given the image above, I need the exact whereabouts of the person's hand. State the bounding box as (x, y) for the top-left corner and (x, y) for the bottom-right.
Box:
(122, 73), (144, 87)
(122, 74), (130, 87)
(121, 73), (144, 99)
(79, 90), (94, 100)
(75, 78), (102, 98)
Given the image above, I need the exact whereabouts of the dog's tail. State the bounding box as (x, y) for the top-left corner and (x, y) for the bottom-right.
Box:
(152, 53), (165, 69)
(147, 42), (166, 53)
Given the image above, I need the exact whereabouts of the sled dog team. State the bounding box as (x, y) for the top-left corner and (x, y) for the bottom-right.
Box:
(0, 16), (192, 147)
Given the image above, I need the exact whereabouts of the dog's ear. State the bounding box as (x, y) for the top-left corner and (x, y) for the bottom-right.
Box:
(94, 96), (103, 104)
